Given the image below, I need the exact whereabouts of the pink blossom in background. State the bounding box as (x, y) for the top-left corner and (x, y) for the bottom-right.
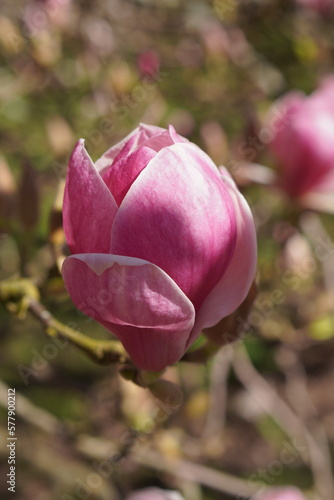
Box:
(255, 486), (307, 500)
(24, 0), (72, 35)
(125, 487), (185, 500)
(62, 124), (257, 371)
(295, 0), (333, 13)
(137, 50), (160, 79)
(267, 77), (334, 213)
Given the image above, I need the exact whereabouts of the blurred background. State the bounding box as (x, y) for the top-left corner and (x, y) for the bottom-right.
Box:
(0, 0), (334, 499)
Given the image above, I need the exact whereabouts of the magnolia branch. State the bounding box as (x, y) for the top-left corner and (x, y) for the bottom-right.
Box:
(0, 278), (182, 397)
(0, 278), (129, 365)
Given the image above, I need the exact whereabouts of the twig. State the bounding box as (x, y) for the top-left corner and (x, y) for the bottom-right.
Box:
(202, 347), (232, 438)
(0, 278), (129, 365)
(77, 435), (261, 499)
(276, 346), (334, 500)
(232, 344), (328, 500)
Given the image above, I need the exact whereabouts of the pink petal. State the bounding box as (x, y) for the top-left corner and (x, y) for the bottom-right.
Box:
(110, 142), (237, 311)
(63, 140), (118, 254)
(62, 254), (195, 371)
(94, 127), (139, 173)
(102, 146), (156, 205)
(101, 126), (191, 204)
(168, 124), (189, 144)
(190, 169), (257, 343)
(137, 131), (176, 151)
(136, 125), (188, 152)
(95, 124), (165, 173)
(136, 123), (169, 144)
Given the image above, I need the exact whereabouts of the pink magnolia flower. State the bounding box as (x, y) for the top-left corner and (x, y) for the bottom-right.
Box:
(125, 487), (185, 500)
(255, 486), (306, 500)
(267, 77), (334, 212)
(62, 124), (256, 371)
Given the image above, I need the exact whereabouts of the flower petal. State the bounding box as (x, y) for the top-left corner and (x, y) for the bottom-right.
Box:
(111, 142), (237, 311)
(101, 125), (190, 204)
(63, 139), (118, 254)
(136, 125), (188, 152)
(168, 124), (189, 144)
(94, 127), (139, 173)
(190, 169), (257, 343)
(95, 124), (165, 173)
(62, 253), (195, 371)
(102, 146), (157, 205)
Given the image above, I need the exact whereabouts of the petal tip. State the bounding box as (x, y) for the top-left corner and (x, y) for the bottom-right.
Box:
(70, 138), (90, 165)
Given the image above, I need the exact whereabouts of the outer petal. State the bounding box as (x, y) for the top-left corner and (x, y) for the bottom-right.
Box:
(62, 254), (195, 371)
(190, 169), (257, 344)
(110, 142), (237, 311)
(63, 140), (118, 254)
